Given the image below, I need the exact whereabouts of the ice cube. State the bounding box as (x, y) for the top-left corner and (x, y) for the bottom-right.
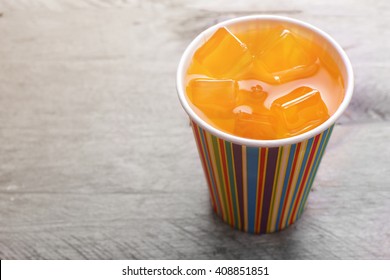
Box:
(187, 78), (237, 118)
(234, 26), (273, 55)
(253, 29), (319, 84)
(252, 59), (283, 84)
(193, 27), (253, 79)
(186, 59), (211, 76)
(271, 86), (329, 136)
(234, 108), (278, 140)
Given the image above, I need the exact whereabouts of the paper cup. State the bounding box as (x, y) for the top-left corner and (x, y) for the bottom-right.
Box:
(176, 15), (354, 233)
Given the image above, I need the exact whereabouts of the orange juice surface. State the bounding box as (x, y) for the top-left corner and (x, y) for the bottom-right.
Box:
(186, 24), (344, 140)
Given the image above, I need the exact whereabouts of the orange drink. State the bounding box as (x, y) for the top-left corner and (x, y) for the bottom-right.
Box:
(185, 24), (344, 140)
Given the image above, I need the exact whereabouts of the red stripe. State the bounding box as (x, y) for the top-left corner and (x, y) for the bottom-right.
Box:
(192, 122), (217, 212)
(289, 135), (321, 225)
(278, 143), (301, 229)
(219, 138), (234, 226)
(255, 148), (267, 233)
(202, 128), (225, 220)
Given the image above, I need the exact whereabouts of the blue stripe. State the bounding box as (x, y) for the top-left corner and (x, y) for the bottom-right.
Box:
(284, 137), (314, 227)
(198, 127), (222, 215)
(246, 146), (259, 233)
(275, 144), (297, 231)
(297, 126), (333, 217)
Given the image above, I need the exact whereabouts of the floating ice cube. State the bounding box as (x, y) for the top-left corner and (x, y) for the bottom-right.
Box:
(253, 29), (319, 84)
(188, 78), (237, 118)
(193, 27), (253, 79)
(271, 86), (329, 136)
(234, 26), (273, 55)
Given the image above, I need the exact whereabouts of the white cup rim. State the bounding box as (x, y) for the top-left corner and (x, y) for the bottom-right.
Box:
(176, 15), (354, 147)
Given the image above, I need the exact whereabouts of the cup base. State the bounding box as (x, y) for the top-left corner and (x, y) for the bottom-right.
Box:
(212, 202), (307, 234)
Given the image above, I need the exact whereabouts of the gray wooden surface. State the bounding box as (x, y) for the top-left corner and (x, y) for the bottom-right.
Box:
(0, 0), (389, 260)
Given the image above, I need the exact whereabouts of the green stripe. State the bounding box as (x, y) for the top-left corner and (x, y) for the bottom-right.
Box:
(211, 135), (230, 224)
(225, 141), (239, 228)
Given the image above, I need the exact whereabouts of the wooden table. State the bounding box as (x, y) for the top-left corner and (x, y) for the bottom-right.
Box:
(0, 0), (389, 259)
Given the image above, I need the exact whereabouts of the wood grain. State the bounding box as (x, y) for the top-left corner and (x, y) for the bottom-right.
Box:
(0, 0), (389, 259)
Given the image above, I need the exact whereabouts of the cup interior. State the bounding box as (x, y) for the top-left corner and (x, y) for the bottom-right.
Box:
(176, 15), (354, 147)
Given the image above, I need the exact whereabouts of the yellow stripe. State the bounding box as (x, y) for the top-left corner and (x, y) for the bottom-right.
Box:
(229, 142), (242, 230)
(242, 146), (248, 232)
(267, 146), (283, 232)
(223, 141), (235, 227)
(269, 145), (290, 232)
(257, 148), (268, 233)
(281, 140), (308, 227)
(254, 147), (262, 233)
(215, 138), (231, 225)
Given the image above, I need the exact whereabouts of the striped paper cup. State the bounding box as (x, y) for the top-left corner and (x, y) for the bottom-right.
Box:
(176, 16), (354, 233)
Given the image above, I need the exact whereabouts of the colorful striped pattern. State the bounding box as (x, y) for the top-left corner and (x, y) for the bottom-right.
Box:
(191, 121), (334, 233)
